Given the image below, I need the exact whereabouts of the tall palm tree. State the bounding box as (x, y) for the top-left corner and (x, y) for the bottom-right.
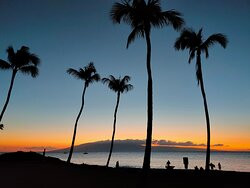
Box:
(66, 62), (100, 163)
(102, 75), (133, 167)
(110, 0), (184, 169)
(0, 57), (14, 130)
(174, 28), (228, 170)
(0, 46), (40, 125)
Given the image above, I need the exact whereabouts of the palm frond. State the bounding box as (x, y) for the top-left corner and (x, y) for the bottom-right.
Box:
(188, 50), (196, 63)
(29, 53), (40, 66)
(161, 10), (184, 30)
(109, 75), (117, 82)
(174, 28), (196, 50)
(67, 68), (82, 80)
(147, 0), (165, 28)
(109, 82), (120, 93)
(19, 65), (39, 78)
(202, 33), (228, 49)
(102, 77), (111, 85)
(87, 73), (100, 86)
(196, 64), (201, 86)
(6, 46), (16, 65)
(85, 62), (97, 74)
(122, 75), (131, 83)
(123, 83), (133, 93)
(19, 46), (29, 53)
(102, 76), (119, 92)
(127, 25), (144, 48)
(110, 0), (132, 24)
(147, 0), (161, 8)
(203, 47), (209, 58)
(91, 73), (100, 82)
(0, 59), (11, 70)
(197, 28), (203, 40)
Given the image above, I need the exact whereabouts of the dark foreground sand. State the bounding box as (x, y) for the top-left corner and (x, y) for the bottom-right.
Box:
(0, 152), (249, 188)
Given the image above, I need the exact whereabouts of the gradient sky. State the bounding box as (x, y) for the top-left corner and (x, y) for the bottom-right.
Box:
(0, 0), (249, 152)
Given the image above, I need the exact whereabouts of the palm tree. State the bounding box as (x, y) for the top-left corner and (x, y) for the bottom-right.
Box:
(102, 75), (133, 167)
(110, 0), (184, 169)
(66, 62), (100, 163)
(0, 46), (40, 125)
(174, 28), (228, 170)
(0, 54), (10, 130)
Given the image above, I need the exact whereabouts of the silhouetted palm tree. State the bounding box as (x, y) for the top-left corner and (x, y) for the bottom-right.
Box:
(102, 75), (133, 167)
(0, 56), (10, 130)
(0, 46), (40, 125)
(174, 28), (228, 170)
(110, 0), (184, 169)
(66, 62), (100, 163)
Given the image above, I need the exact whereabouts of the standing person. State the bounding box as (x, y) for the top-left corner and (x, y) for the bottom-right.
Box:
(218, 162), (222, 170)
(183, 157), (189, 169)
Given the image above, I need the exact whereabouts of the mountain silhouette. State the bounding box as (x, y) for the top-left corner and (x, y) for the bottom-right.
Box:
(52, 139), (209, 153)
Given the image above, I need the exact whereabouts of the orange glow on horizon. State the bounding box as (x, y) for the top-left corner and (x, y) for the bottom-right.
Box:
(1, 137), (250, 153)
(1, 123), (249, 152)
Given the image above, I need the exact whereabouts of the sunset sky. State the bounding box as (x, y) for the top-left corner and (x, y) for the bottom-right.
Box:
(0, 0), (249, 152)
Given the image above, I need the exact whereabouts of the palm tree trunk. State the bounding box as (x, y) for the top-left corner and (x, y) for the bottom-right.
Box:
(0, 70), (17, 123)
(106, 91), (120, 167)
(67, 83), (87, 163)
(197, 53), (211, 171)
(143, 29), (153, 170)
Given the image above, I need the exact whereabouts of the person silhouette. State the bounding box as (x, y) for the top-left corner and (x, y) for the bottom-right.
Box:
(166, 160), (170, 167)
(209, 163), (215, 170)
(183, 157), (189, 169)
(165, 160), (171, 169)
(116, 161), (119, 168)
(43, 148), (46, 157)
(218, 162), (221, 170)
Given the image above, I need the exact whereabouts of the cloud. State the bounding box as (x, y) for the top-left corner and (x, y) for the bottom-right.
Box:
(152, 140), (224, 147)
(212, 144), (224, 147)
(152, 140), (205, 147)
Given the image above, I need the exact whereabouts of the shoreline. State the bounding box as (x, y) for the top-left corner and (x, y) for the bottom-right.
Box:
(1, 152), (249, 188)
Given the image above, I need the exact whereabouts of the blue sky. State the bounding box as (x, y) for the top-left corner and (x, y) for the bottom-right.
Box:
(0, 0), (249, 150)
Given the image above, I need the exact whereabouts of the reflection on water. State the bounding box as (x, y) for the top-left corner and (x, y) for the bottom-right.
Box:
(47, 151), (250, 172)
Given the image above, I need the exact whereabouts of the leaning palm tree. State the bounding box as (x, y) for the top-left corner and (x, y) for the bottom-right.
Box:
(0, 58), (13, 130)
(102, 75), (133, 167)
(66, 62), (100, 163)
(110, 0), (184, 169)
(0, 46), (40, 125)
(174, 28), (228, 170)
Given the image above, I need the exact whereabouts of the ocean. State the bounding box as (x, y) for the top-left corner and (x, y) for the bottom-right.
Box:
(47, 151), (250, 172)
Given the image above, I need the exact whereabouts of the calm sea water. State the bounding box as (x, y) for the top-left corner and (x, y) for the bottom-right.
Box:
(47, 151), (250, 172)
